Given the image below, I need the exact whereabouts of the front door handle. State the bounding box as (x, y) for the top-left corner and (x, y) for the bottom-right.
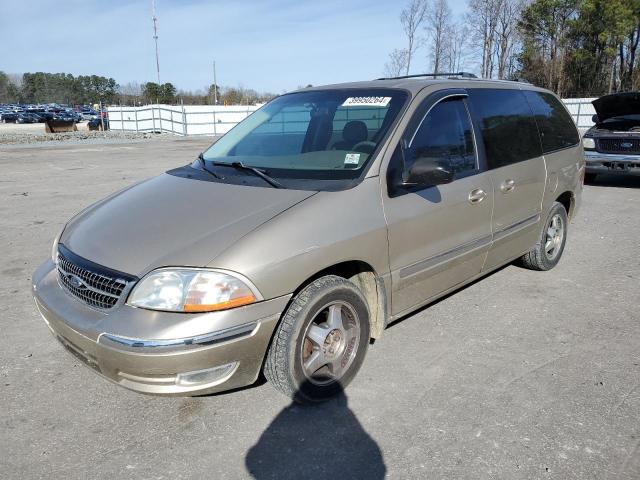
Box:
(468, 188), (486, 204)
(500, 179), (515, 193)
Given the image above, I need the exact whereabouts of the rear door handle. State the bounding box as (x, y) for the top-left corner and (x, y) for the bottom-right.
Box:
(500, 179), (515, 193)
(468, 188), (486, 204)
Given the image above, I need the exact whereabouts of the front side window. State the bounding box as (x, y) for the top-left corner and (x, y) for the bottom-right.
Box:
(201, 89), (408, 183)
(468, 88), (542, 168)
(409, 97), (477, 176)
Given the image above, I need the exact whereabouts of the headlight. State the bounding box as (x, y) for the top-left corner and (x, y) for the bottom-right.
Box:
(582, 137), (595, 150)
(127, 268), (261, 313)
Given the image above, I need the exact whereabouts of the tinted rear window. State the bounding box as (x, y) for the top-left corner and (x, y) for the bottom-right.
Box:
(468, 89), (542, 168)
(524, 90), (579, 153)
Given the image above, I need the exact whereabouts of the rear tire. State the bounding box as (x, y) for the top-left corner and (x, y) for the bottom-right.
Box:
(518, 202), (568, 271)
(264, 275), (370, 403)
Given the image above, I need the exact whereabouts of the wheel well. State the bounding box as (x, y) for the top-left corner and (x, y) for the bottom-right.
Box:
(294, 261), (386, 340)
(556, 191), (574, 219)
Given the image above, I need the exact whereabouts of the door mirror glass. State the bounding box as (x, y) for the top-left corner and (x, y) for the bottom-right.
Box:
(403, 153), (454, 186)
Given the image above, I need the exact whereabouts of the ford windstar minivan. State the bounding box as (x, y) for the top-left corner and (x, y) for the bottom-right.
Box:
(32, 74), (584, 403)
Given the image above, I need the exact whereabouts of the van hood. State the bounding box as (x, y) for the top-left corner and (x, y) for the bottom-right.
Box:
(60, 173), (316, 277)
(592, 92), (640, 123)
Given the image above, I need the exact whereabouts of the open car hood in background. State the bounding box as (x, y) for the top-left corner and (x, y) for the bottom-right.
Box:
(592, 92), (640, 123)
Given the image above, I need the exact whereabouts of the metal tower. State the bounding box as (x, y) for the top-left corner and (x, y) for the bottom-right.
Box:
(152, 0), (160, 85)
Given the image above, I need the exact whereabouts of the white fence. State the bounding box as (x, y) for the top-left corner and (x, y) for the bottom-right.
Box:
(107, 98), (597, 137)
(562, 97), (597, 134)
(107, 104), (260, 136)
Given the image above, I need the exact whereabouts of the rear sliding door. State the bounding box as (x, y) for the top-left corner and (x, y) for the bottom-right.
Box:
(467, 88), (547, 270)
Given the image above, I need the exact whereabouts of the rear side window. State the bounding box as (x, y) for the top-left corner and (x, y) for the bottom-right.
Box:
(523, 90), (579, 153)
(468, 89), (542, 168)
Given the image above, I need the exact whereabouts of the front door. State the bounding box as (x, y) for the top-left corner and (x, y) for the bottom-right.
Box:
(383, 92), (494, 317)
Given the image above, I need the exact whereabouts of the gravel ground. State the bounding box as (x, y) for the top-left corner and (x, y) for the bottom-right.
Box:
(0, 122), (158, 145)
(1, 138), (639, 479)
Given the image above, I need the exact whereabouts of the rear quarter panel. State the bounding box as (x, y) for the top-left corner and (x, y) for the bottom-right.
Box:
(542, 144), (584, 220)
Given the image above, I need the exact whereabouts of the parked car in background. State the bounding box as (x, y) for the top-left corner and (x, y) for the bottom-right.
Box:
(81, 109), (98, 120)
(29, 113), (46, 123)
(582, 92), (640, 181)
(1, 112), (19, 123)
(16, 113), (39, 124)
(0, 102), (103, 123)
(69, 111), (83, 122)
(33, 76), (584, 403)
(36, 111), (54, 121)
(88, 117), (108, 130)
(54, 111), (75, 122)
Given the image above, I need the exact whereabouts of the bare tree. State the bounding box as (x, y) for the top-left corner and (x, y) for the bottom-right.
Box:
(426, 0), (452, 74)
(400, 0), (428, 75)
(119, 81), (142, 97)
(446, 22), (471, 72)
(7, 73), (22, 88)
(118, 81), (143, 105)
(495, 0), (523, 79)
(466, 0), (501, 78)
(384, 49), (410, 77)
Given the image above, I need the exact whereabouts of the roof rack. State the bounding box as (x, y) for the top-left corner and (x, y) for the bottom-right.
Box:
(377, 72), (478, 80)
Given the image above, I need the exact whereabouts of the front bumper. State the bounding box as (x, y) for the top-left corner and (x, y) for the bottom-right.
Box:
(32, 260), (291, 396)
(584, 151), (640, 176)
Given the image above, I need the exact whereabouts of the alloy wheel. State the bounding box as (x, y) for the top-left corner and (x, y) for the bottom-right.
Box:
(544, 213), (564, 260)
(300, 301), (361, 386)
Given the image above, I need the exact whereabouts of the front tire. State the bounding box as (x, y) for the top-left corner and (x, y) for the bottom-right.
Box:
(585, 172), (598, 183)
(518, 202), (568, 271)
(264, 275), (370, 403)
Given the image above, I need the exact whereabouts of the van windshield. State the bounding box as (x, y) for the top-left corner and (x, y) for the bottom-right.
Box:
(200, 89), (408, 181)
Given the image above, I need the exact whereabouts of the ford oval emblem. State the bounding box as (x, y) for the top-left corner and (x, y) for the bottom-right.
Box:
(621, 142), (633, 148)
(67, 274), (86, 289)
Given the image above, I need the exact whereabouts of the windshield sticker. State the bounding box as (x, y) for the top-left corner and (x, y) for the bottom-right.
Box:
(341, 96), (392, 107)
(344, 153), (361, 165)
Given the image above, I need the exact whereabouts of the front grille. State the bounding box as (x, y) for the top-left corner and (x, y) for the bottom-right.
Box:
(596, 138), (640, 154)
(56, 245), (135, 309)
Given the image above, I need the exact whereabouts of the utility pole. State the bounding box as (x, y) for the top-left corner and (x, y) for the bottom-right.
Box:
(152, 0), (160, 85)
(213, 60), (218, 105)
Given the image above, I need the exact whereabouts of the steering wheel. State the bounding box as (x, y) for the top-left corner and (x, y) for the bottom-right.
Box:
(352, 141), (376, 154)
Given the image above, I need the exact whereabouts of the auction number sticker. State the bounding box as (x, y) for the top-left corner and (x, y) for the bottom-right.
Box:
(341, 96), (392, 107)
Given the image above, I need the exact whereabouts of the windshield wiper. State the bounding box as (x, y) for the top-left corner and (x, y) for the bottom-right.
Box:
(212, 160), (284, 189)
(197, 153), (223, 179)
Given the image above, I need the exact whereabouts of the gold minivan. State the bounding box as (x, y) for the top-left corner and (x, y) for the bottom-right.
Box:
(32, 76), (584, 403)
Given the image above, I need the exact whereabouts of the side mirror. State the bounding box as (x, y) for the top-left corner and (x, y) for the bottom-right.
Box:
(591, 114), (599, 123)
(402, 147), (454, 187)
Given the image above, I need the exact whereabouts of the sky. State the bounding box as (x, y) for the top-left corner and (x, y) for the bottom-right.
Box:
(0, 0), (469, 93)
